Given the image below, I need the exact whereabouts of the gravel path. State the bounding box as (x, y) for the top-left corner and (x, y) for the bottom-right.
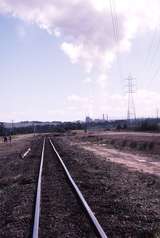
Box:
(79, 143), (160, 176)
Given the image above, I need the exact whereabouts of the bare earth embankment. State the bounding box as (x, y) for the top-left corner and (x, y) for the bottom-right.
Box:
(0, 134), (43, 237)
(52, 131), (160, 237)
(0, 132), (160, 237)
(70, 131), (160, 176)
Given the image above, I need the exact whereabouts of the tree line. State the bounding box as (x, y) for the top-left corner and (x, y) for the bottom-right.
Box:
(0, 119), (160, 136)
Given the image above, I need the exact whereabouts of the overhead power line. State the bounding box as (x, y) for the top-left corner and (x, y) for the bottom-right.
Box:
(109, 0), (123, 78)
(141, 21), (160, 85)
(147, 34), (160, 73)
(141, 26), (158, 75)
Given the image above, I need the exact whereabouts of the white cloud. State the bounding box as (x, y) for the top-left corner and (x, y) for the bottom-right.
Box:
(66, 89), (160, 120)
(1, 0), (160, 78)
(1, 0), (160, 120)
(67, 94), (94, 116)
(96, 73), (108, 89)
(67, 94), (89, 103)
(61, 42), (82, 64)
(83, 77), (92, 84)
(54, 28), (61, 37)
(135, 89), (160, 116)
(0, 111), (26, 122)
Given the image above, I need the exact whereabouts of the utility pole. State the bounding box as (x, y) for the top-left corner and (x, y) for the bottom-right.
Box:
(106, 114), (109, 121)
(11, 120), (14, 135)
(126, 75), (136, 123)
(156, 108), (159, 121)
(33, 123), (36, 136)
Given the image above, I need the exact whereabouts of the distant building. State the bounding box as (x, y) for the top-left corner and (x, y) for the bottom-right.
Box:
(94, 119), (104, 123)
(85, 116), (92, 123)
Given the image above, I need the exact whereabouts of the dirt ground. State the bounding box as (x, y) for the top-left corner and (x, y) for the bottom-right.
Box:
(0, 134), (35, 157)
(39, 139), (96, 238)
(68, 131), (160, 176)
(0, 134), (43, 237)
(0, 132), (160, 238)
(52, 131), (160, 237)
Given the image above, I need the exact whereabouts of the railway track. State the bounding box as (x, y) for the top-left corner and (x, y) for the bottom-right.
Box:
(32, 137), (108, 238)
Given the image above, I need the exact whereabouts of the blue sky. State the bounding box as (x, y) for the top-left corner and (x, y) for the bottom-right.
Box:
(1, 0), (160, 122)
(0, 15), (88, 121)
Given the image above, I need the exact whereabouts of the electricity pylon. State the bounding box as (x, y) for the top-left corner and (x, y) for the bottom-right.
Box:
(126, 75), (136, 121)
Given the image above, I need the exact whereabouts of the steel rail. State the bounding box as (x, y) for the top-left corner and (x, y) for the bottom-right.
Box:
(32, 137), (46, 238)
(49, 138), (108, 238)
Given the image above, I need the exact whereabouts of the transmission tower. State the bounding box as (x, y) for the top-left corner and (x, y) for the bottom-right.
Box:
(126, 75), (136, 121)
